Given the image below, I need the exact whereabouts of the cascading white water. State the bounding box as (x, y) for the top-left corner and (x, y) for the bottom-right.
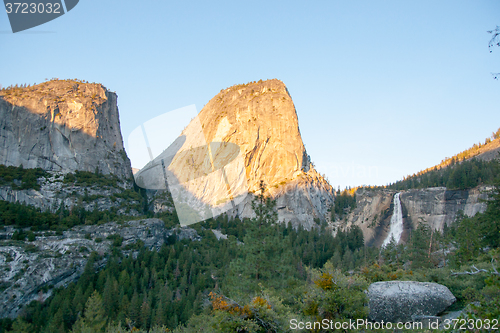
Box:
(382, 192), (403, 247)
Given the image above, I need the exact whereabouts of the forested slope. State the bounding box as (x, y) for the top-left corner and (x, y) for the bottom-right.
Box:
(1, 178), (499, 332)
(386, 129), (500, 191)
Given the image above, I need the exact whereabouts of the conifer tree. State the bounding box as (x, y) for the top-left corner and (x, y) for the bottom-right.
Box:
(455, 212), (482, 262)
(482, 178), (500, 247)
(9, 317), (34, 333)
(103, 276), (119, 318)
(226, 180), (293, 294)
(72, 291), (107, 333)
(409, 221), (432, 269)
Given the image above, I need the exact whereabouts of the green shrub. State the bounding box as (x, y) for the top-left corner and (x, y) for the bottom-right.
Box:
(106, 234), (123, 247)
(0, 165), (47, 190)
(63, 170), (121, 188)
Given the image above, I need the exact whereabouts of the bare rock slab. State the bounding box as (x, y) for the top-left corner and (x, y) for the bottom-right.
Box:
(368, 281), (456, 323)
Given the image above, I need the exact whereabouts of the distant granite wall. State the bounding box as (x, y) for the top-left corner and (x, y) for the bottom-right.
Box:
(400, 186), (490, 231)
(343, 186), (490, 246)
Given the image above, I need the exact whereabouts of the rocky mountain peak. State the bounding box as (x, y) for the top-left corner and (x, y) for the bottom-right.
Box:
(0, 79), (132, 180)
(138, 79), (334, 228)
(195, 79), (312, 193)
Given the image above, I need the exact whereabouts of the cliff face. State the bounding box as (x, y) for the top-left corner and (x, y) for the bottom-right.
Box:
(344, 186), (490, 246)
(197, 79), (311, 192)
(197, 79), (333, 227)
(139, 79), (334, 228)
(343, 189), (395, 247)
(0, 80), (132, 180)
(400, 186), (490, 231)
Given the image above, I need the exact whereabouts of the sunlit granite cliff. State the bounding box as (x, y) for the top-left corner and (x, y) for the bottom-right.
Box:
(0, 80), (132, 180)
(143, 79), (334, 229)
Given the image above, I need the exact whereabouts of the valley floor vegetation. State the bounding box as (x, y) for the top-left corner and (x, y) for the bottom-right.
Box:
(0, 174), (499, 332)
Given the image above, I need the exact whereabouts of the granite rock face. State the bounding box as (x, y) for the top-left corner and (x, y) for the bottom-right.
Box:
(368, 281), (456, 323)
(343, 186), (490, 246)
(196, 79), (312, 193)
(342, 188), (395, 247)
(400, 186), (490, 231)
(0, 80), (132, 180)
(0, 219), (200, 318)
(0, 171), (139, 215)
(143, 80), (334, 228)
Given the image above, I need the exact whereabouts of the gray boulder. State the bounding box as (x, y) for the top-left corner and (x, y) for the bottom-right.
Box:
(368, 281), (456, 323)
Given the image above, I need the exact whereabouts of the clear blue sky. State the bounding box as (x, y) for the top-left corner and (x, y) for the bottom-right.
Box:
(1, 0), (499, 188)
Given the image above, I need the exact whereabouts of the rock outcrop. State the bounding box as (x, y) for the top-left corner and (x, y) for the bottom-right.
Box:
(368, 281), (456, 323)
(342, 188), (395, 247)
(196, 80), (312, 193)
(0, 171), (138, 214)
(400, 186), (490, 231)
(0, 219), (200, 318)
(0, 80), (132, 180)
(139, 79), (334, 228)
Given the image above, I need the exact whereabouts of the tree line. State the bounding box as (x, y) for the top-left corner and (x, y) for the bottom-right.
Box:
(386, 157), (499, 191)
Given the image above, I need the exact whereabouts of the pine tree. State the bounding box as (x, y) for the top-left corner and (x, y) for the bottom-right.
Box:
(128, 290), (141, 328)
(482, 178), (500, 248)
(103, 276), (119, 318)
(72, 291), (107, 333)
(140, 299), (151, 330)
(9, 317), (34, 333)
(226, 180), (293, 294)
(455, 212), (482, 262)
(409, 221), (432, 269)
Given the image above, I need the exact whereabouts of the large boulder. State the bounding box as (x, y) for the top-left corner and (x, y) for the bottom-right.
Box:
(368, 281), (456, 323)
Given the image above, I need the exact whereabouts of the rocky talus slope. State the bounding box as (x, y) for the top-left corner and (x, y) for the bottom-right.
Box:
(342, 186), (490, 247)
(0, 80), (132, 180)
(140, 79), (333, 229)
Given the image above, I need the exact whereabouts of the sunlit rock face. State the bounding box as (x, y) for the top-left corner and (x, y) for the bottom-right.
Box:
(197, 79), (310, 193)
(0, 80), (132, 180)
(140, 79), (334, 229)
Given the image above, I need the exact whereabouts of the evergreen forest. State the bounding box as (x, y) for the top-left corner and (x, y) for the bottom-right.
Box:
(0, 176), (499, 332)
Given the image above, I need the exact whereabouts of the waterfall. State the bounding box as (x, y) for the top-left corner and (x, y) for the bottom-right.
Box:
(382, 192), (403, 247)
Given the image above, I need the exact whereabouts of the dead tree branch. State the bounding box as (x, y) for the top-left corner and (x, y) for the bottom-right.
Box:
(451, 261), (500, 276)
